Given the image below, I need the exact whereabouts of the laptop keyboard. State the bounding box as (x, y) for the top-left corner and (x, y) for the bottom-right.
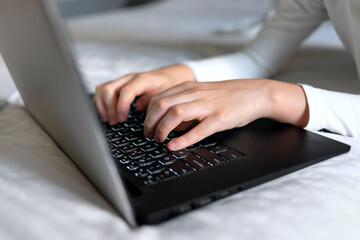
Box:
(100, 103), (246, 186)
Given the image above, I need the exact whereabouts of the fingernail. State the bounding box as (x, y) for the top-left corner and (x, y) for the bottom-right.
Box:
(109, 117), (117, 125)
(137, 98), (144, 104)
(168, 141), (177, 150)
(154, 136), (161, 142)
(143, 130), (149, 138)
(118, 113), (125, 122)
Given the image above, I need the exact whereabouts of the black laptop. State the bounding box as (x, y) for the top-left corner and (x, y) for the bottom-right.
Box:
(0, 0), (350, 226)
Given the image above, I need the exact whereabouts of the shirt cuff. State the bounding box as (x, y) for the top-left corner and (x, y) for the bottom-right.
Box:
(299, 84), (321, 131)
(299, 84), (360, 139)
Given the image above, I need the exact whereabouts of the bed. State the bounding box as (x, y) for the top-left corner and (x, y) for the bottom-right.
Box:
(1, 1), (360, 239)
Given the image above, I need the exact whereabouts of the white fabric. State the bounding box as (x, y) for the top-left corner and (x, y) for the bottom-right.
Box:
(1, 104), (360, 240)
(185, 0), (360, 138)
(67, 0), (274, 48)
(301, 84), (360, 139)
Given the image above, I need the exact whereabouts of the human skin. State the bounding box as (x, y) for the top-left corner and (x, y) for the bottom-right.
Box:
(94, 64), (309, 151)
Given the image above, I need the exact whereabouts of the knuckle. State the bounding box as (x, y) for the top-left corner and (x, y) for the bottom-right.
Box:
(102, 84), (114, 96)
(156, 98), (168, 110)
(120, 85), (134, 97)
(215, 110), (230, 123)
(120, 84), (131, 92)
(194, 126), (206, 137)
(171, 105), (184, 117)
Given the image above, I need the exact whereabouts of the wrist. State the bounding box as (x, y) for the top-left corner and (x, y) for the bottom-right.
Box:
(157, 64), (196, 84)
(265, 81), (309, 127)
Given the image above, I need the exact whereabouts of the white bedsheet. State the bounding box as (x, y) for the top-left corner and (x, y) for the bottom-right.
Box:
(1, 0), (360, 239)
(1, 104), (360, 240)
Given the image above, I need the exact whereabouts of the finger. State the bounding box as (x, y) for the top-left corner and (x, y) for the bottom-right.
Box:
(174, 120), (196, 132)
(136, 93), (153, 111)
(117, 76), (161, 122)
(151, 101), (209, 142)
(94, 85), (109, 122)
(148, 81), (195, 112)
(167, 117), (219, 151)
(144, 92), (201, 138)
(101, 74), (135, 125)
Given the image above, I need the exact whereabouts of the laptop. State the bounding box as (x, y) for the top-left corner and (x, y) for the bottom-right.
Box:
(0, 0), (350, 227)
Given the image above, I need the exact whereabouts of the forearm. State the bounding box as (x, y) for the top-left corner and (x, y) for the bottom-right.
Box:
(152, 64), (196, 84)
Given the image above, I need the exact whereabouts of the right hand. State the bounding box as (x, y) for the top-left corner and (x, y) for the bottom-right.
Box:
(93, 64), (196, 125)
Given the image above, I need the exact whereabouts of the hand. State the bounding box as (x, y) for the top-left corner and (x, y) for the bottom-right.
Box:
(93, 64), (195, 125)
(144, 79), (309, 151)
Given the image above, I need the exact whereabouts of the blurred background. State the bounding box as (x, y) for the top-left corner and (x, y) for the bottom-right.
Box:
(1, 0), (359, 110)
(57, 0), (157, 17)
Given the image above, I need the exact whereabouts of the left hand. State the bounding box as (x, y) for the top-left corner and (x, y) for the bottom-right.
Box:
(144, 79), (309, 151)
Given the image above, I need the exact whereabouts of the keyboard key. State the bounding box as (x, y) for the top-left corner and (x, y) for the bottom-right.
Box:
(134, 168), (149, 178)
(111, 125), (124, 131)
(117, 129), (131, 136)
(108, 143), (116, 150)
(138, 157), (156, 167)
(133, 138), (147, 146)
(186, 144), (201, 151)
(192, 148), (225, 165)
(143, 175), (159, 186)
(108, 133), (122, 141)
(122, 144), (139, 153)
(119, 156), (131, 164)
(124, 122), (137, 128)
(149, 148), (168, 158)
(131, 126), (143, 132)
(113, 138), (129, 148)
(172, 149), (190, 159)
(183, 154), (210, 170)
(128, 150), (146, 160)
(199, 139), (217, 147)
(127, 162), (139, 171)
(147, 164), (166, 175)
(141, 142), (158, 152)
(168, 161), (194, 176)
(156, 169), (177, 181)
(159, 154), (177, 165)
(125, 133), (139, 141)
(208, 144), (228, 153)
(104, 128), (114, 136)
(219, 149), (245, 160)
(112, 150), (125, 158)
(167, 131), (180, 140)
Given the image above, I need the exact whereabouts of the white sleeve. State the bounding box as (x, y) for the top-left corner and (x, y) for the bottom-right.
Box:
(301, 85), (360, 139)
(184, 0), (328, 82)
